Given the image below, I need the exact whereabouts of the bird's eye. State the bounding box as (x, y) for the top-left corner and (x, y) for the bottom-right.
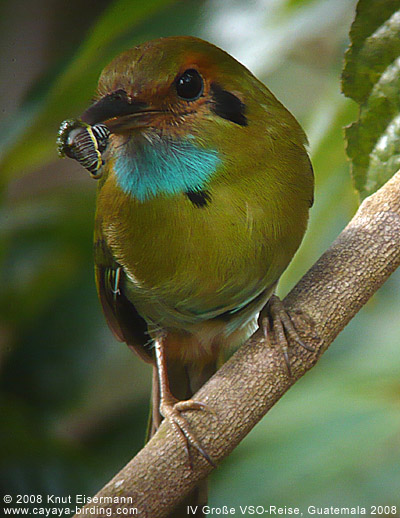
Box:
(176, 69), (203, 101)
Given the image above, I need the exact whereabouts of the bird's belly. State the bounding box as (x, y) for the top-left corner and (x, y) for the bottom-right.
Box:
(107, 219), (289, 330)
(99, 177), (308, 332)
(121, 243), (271, 329)
(121, 248), (276, 363)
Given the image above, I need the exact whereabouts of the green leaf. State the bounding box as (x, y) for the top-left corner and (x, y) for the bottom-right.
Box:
(342, 0), (400, 199)
(0, 0), (177, 187)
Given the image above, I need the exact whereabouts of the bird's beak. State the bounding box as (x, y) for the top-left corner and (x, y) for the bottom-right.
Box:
(81, 90), (160, 133)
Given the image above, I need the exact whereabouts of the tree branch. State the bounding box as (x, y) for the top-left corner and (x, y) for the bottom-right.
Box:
(74, 170), (400, 518)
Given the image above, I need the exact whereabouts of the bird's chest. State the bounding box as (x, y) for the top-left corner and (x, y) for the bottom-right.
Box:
(96, 175), (282, 325)
(99, 178), (259, 280)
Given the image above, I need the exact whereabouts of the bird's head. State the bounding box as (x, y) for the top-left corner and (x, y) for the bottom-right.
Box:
(81, 36), (306, 201)
(83, 37), (256, 132)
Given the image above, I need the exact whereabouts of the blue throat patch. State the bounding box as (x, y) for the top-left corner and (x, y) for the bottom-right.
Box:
(114, 136), (220, 201)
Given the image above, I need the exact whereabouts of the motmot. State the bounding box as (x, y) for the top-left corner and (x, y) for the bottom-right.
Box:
(58, 35), (314, 515)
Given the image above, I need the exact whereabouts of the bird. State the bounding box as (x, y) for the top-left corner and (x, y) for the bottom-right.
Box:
(59, 36), (314, 516)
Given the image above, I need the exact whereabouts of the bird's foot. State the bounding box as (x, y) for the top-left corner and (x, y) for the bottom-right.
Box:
(160, 395), (216, 468)
(261, 295), (316, 376)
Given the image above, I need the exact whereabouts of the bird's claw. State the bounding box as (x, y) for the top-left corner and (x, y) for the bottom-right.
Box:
(160, 397), (216, 468)
(261, 295), (316, 376)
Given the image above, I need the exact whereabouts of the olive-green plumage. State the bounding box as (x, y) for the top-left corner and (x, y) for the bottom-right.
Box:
(86, 36), (313, 515)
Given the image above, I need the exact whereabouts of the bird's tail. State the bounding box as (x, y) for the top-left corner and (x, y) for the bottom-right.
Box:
(147, 360), (217, 518)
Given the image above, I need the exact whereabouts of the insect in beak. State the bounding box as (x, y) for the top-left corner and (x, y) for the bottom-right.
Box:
(57, 119), (110, 179)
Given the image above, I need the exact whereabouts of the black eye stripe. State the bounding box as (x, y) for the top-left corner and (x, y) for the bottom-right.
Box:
(210, 82), (247, 126)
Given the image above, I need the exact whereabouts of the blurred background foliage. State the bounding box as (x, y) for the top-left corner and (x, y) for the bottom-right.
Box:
(1, 0), (400, 512)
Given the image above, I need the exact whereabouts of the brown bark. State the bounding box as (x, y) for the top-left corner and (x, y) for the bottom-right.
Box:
(74, 170), (400, 518)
